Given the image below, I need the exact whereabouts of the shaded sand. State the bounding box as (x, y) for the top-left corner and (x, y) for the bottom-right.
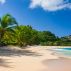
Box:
(0, 46), (71, 71)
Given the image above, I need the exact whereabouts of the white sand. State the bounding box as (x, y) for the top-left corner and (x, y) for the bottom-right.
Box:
(0, 46), (71, 71)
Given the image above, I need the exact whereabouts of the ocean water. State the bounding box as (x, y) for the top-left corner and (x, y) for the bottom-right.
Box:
(52, 47), (71, 57)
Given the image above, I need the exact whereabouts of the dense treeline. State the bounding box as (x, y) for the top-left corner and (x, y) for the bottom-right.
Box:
(0, 14), (71, 47)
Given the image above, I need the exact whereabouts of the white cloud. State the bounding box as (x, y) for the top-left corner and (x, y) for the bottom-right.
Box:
(29, 0), (71, 11)
(0, 0), (6, 4)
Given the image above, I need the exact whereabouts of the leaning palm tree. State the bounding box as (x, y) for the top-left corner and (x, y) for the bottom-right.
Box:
(0, 14), (18, 46)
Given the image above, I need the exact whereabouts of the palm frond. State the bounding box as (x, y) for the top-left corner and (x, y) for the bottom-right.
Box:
(1, 14), (18, 28)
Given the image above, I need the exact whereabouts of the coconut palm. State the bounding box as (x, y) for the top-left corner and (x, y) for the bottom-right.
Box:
(0, 14), (18, 45)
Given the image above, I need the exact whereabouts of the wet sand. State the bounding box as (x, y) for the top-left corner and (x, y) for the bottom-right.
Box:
(0, 46), (71, 71)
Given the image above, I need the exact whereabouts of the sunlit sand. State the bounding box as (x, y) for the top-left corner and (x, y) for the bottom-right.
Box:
(0, 46), (71, 71)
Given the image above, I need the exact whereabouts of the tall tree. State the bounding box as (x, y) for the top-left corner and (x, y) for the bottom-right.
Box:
(15, 25), (32, 47)
(0, 14), (18, 45)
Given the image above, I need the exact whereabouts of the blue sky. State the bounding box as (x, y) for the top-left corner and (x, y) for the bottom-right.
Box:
(0, 0), (71, 37)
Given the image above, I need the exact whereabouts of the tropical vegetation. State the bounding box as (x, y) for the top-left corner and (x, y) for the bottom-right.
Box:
(0, 14), (71, 47)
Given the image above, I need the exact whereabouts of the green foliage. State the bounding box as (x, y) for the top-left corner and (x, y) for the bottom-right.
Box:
(0, 14), (71, 47)
(0, 14), (18, 46)
(14, 25), (32, 47)
(14, 26), (40, 47)
(30, 29), (40, 45)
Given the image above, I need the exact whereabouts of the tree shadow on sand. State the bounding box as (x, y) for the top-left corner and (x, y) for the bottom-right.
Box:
(0, 58), (12, 68)
(0, 47), (42, 68)
(0, 47), (42, 57)
(42, 57), (71, 71)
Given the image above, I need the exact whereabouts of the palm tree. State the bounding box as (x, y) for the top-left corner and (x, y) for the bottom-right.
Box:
(0, 14), (18, 45)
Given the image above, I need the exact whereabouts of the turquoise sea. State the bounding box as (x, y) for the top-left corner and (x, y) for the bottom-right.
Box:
(51, 47), (71, 57)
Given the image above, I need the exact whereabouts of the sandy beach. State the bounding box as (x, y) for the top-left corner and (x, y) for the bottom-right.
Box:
(0, 46), (71, 71)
